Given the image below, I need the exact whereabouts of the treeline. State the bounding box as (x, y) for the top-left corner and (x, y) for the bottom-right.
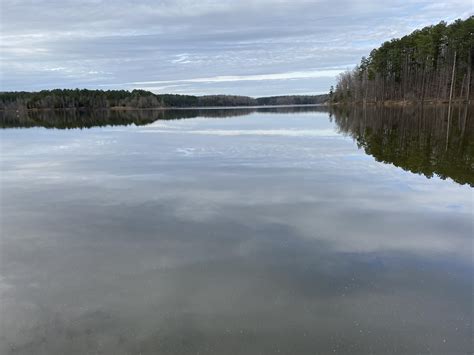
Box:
(0, 89), (328, 110)
(257, 95), (328, 105)
(331, 17), (474, 103)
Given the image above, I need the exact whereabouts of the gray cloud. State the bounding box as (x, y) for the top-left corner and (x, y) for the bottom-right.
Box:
(0, 0), (472, 95)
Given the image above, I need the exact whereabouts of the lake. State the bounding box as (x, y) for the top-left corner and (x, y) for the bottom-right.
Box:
(0, 105), (472, 354)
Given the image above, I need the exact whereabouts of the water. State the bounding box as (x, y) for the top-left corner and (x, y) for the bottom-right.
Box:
(0, 106), (472, 354)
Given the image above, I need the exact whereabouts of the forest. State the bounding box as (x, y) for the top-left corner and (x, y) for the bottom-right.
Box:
(0, 90), (328, 110)
(331, 17), (473, 103)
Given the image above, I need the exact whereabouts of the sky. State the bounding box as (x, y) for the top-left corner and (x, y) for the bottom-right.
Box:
(0, 0), (472, 97)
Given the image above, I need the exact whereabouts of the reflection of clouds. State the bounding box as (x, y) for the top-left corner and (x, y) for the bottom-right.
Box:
(139, 128), (341, 137)
(1, 111), (472, 353)
(5, 163), (469, 261)
(0, 276), (13, 299)
(2, 116), (471, 263)
(1, 180), (472, 354)
(291, 203), (471, 257)
(156, 180), (472, 261)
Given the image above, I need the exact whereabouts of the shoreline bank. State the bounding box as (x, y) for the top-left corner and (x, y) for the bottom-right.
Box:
(329, 99), (472, 106)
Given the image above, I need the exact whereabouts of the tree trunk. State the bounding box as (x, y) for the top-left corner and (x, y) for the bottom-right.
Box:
(447, 51), (457, 118)
(446, 51), (456, 152)
(466, 47), (472, 104)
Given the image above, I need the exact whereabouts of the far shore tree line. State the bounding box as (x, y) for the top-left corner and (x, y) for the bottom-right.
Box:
(331, 17), (473, 104)
(0, 90), (328, 110)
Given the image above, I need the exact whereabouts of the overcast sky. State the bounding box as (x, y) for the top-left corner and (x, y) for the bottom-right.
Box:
(0, 1), (472, 96)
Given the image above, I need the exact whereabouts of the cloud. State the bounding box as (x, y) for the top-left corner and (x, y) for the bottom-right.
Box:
(109, 68), (348, 87)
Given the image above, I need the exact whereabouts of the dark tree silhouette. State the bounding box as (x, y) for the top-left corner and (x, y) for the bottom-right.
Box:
(0, 89), (328, 110)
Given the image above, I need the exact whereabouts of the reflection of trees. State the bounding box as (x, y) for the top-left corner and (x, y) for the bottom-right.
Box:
(1, 109), (159, 129)
(0, 106), (328, 129)
(331, 105), (474, 187)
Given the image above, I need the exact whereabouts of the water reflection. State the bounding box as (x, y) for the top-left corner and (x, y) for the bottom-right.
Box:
(0, 107), (472, 354)
(0, 106), (328, 129)
(2, 104), (472, 187)
(331, 105), (474, 187)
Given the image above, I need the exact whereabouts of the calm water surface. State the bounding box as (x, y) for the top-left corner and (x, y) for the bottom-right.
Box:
(0, 106), (472, 354)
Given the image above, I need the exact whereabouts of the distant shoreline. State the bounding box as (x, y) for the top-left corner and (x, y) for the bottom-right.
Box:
(3, 99), (472, 113)
(0, 90), (330, 111)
